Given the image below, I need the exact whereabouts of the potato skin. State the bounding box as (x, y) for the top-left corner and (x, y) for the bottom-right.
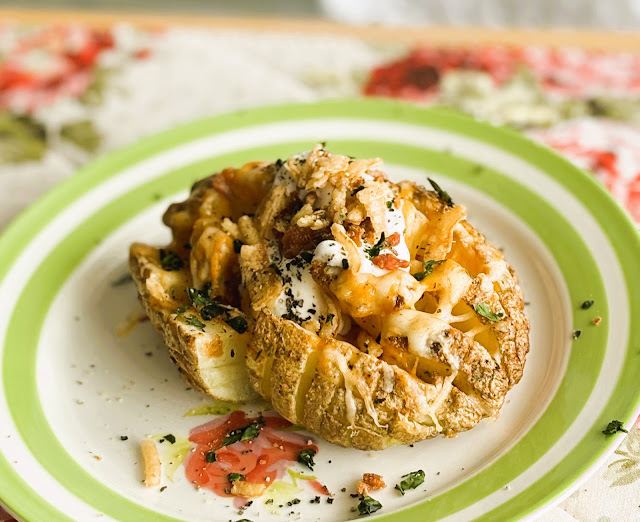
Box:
(247, 309), (440, 450)
(130, 242), (258, 402)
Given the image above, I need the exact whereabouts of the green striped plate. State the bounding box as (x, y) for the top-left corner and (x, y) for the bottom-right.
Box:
(0, 99), (638, 521)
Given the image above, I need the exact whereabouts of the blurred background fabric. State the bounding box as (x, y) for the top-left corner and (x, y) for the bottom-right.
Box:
(7, 0), (640, 30)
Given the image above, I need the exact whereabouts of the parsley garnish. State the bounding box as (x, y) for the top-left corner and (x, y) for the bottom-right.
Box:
(602, 420), (628, 435)
(473, 302), (504, 322)
(185, 286), (246, 332)
(297, 448), (316, 470)
(365, 233), (386, 259)
(428, 177), (454, 207)
(581, 300), (594, 309)
(226, 315), (248, 334)
(413, 259), (445, 281)
(163, 434), (176, 444)
(357, 495), (382, 516)
(159, 249), (183, 271)
(342, 258), (349, 270)
(386, 200), (393, 209)
(205, 451), (216, 463)
(326, 314), (335, 324)
(227, 473), (245, 482)
(572, 330), (582, 339)
(186, 287), (214, 308)
(394, 470), (425, 495)
(222, 419), (264, 447)
(201, 303), (228, 320)
(175, 307), (206, 330)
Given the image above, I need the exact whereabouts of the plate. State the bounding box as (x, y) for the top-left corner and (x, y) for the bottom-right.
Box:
(0, 99), (638, 522)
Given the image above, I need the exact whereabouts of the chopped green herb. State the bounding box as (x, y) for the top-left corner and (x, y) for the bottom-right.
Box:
(581, 300), (595, 309)
(297, 448), (316, 470)
(226, 315), (249, 334)
(427, 177), (454, 207)
(205, 451), (216, 463)
(200, 303), (228, 320)
(163, 434), (176, 444)
(326, 314), (335, 324)
(185, 315), (206, 330)
(222, 419), (264, 447)
(365, 233), (386, 259)
(227, 473), (245, 482)
(473, 302), (504, 322)
(394, 470), (425, 495)
(287, 498), (301, 506)
(342, 258), (350, 270)
(572, 330), (582, 339)
(159, 249), (183, 271)
(186, 287), (214, 308)
(357, 495), (382, 516)
(174, 305), (188, 315)
(386, 200), (393, 209)
(233, 239), (244, 253)
(602, 420), (628, 435)
(413, 259), (445, 281)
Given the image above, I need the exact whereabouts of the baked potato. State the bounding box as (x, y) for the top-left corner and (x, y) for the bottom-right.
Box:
(130, 145), (529, 449)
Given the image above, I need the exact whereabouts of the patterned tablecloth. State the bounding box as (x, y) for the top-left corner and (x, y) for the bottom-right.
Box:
(0, 22), (638, 522)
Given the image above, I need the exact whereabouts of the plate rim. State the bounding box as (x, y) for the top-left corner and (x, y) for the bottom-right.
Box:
(0, 98), (638, 522)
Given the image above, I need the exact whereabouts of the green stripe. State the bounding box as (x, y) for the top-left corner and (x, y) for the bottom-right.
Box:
(0, 99), (637, 522)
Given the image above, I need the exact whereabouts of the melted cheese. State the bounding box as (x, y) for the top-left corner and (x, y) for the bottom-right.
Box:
(384, 310), (460, 370)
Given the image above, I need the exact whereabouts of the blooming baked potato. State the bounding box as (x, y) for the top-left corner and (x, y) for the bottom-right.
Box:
(130, 145), (529, 449)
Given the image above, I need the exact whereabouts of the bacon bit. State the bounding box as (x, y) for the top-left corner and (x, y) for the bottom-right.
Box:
(212, 168), (234, 198)
(346, 224), (363, 246)
(592, 316), (602, 325)
(386, 232), (401, 247)
(372, 253), (410, 270)
(357, 473), (386, 495)
(281, 225), (329, 258)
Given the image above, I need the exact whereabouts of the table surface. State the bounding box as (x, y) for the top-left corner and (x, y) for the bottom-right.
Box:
(0, 8), (639, 522)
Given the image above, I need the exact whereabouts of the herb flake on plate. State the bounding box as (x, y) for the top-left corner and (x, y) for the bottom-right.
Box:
(602, 420), (628, 435)
(357, 495), (382, 516)
(394, 470), (425, 495)
(297, 448), (316, 470)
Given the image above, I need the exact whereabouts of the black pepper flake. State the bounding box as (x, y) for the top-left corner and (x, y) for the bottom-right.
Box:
(572, 330), (582, 339)
(581, 300), (594, 309)
(233, 239), (244, 253)
(327, 498), (334, 504)
(341, 487), (347, 493)
(231, 349), (235, 358)
(160, 486), (167, 492)
(120, 436), (128, 441)
(342, 258), (349, 270)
